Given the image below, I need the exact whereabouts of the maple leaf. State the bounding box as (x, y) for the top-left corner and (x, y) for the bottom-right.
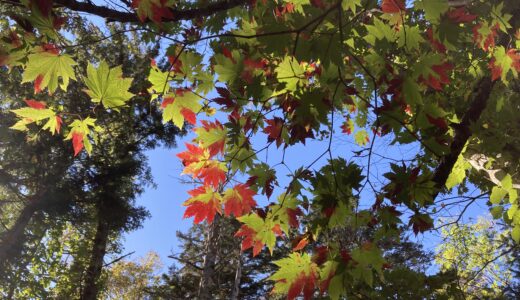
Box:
(426, 28), (446, 53)
(447, 7), (477, 23)
(293, 237), (309, 251)
(409, 213), (433, 235)
(340, 118), (354, 135)
(212, 86), (236, 109)
(269, 253), (319, 300)
(426, 114), (448, 130)
(424, 62), (453, 90)
(183, 186), (222, 224)
(236, 213), (280, 256)
(161, 91), (202, 129)
(71, 132), (84, 156)
(132, 0), (174, 23)
(473, 23), (500, 52)
(34, 75), (43, 93)
(83, 61), (134, 110)
(24, 99), (46, 109)
(194, 120), (226, 156)
(65, 117), (98, 155)
(21, 50), (77, 94)
(177, 143), (227, 188)
(11, 102), (61, 135)
(489, 58), (502, 81)
(263, 117), (285, 148)
(381, 0), (405, 14)
(31, 0), (54, 17)
(222, 184), (257, 217)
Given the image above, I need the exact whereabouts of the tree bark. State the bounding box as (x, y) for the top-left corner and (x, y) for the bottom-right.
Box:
(0, 199), (41, 267)
(432, 76), (495, 195)
(6, 0), (249, 23)
(81, 211), (110, 300)
(230, 249), (243, 300)
(198, 215), (221, 300)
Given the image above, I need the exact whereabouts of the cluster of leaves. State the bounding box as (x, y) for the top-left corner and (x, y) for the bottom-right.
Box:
(2, 0), (520, 298)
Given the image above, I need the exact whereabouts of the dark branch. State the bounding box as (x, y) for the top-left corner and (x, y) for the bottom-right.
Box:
(432, 76), (495, 195)
(6, 0), (248, 23)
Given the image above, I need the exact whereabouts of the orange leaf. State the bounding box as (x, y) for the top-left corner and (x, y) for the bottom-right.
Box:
(72, 132), (84, 156)
(180, 107), (197, 125)
(222, 184), (257, 217)
(24, 99), (46, 109)
(183, 186), (222, 224)
(34, 74), (43, 93)
(381, 0), (405, 14)
(293, 237), (309, 251)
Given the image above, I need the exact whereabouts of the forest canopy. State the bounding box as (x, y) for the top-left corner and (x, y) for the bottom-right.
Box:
(1, 0), (520, 299)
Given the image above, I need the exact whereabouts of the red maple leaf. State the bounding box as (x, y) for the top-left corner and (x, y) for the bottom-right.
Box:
(197, 161), (227, 188)
(263, 117), (285, 148)
(340, 118), (353, 135)
(198, 120), (226, 156)
(160, 96), (174, 108)
(381, 0), (405, 14)
(293, 237), (309, 251)
(24, 99), (46, 109)
(426, 115), (448, 130)
(177, 143), (206, 165)
(489, 58), (502, 81)
(42, 43), (59, 55)
(447, 7), (477, 23)
(151, 0), (174, 23)
(72, 132), (84, 156)
(286, 269), (317, 300)
(183, 186), (222, 224)
(55, 116), (62, 134)
(32, 0), (54, 17)
(235, 225), (265, 256)
(34, 74), (44, 93)
(180, 108), (197, 125)
(426, 28), (446, 53)
(473, 23), (500, 52)
(222, 45), (236, 64)
(424, 62), (453, 90)
(212, 87), (235, 109)
(223, 184), (257, 217)
(508, 49), (520, 72)
(287, 207), (302, 228)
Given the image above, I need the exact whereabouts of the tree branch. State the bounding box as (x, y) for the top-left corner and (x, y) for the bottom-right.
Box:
(432, 76), (495, 195)
(49, 0), (248, 23)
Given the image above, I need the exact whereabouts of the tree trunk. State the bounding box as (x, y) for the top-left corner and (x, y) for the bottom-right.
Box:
(81, 212), (110, 300)
(0, 199), (41, 267)
(230, 249), (242, 300)
(198, 215), (221, 300)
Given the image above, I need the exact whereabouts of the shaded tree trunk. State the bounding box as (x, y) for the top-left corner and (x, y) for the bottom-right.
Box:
(230, 249), (242, 300)
(198, 215), (221, 300)
(81, 210), (110, 300)
(0, 199), (41, 267)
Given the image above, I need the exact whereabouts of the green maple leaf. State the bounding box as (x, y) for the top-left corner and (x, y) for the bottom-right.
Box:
(446, 152), (470, 189)
(22, 51), (77, 93)
(276, 56), (307, 92)
(354, 129), (369, 146)
(10, 107), (61, 135)
(148, 65), (171, 99)
(415, 0), (449, 23)
(83, 61), (134, 110)
(214, 51), (242, 84)
(65, 117), (99, 155)
(162, 92), (202, 129)
(398, 25), (424, 50)
(238, 213), (277, 253)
